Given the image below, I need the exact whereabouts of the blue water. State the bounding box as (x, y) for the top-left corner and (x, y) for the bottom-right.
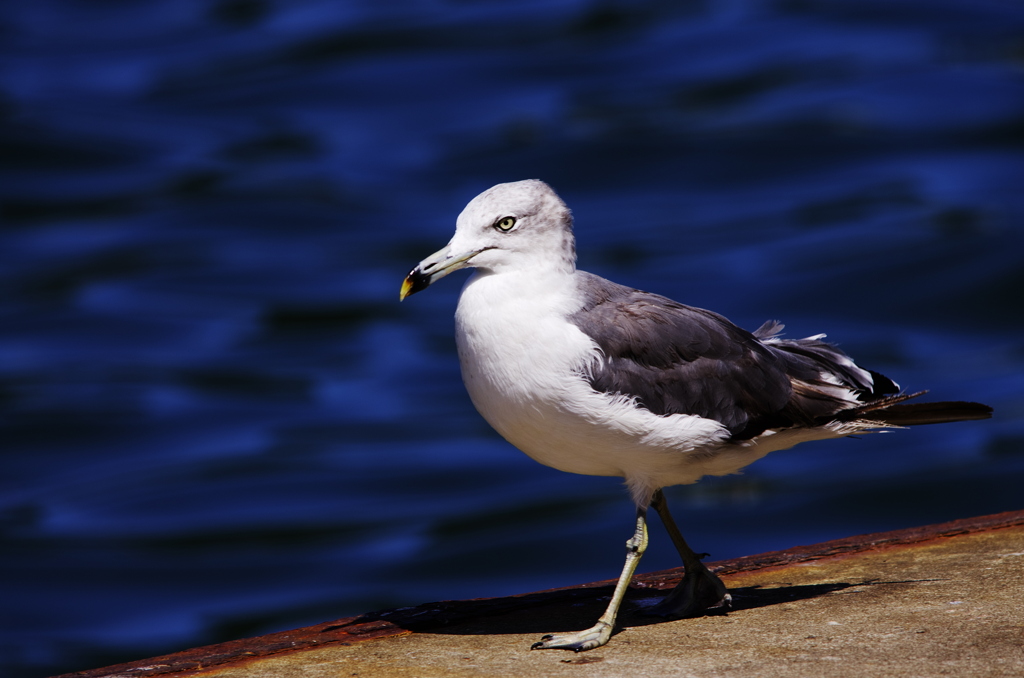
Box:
(2, 1), (1023, 675)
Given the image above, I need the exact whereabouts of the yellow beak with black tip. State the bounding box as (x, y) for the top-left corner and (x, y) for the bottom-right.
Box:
(399, 244), (488, 300)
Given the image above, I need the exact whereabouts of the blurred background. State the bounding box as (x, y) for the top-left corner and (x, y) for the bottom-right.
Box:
(1, 0), (1022, 675)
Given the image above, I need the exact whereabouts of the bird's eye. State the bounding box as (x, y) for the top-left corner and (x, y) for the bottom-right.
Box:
(494, 216), (516, 232)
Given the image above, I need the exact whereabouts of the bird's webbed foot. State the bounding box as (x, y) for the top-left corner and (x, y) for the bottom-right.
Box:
(530, 621), (613, 652)
(647, 557), (731, 618)
(532, 505), (648, 652)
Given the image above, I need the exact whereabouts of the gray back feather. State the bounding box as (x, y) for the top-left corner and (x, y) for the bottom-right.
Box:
(569, 272), (898, 439)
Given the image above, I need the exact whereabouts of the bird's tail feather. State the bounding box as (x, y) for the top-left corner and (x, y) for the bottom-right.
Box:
(833, 391), (993, 427)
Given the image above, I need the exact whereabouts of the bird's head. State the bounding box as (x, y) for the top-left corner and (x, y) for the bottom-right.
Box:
(400, 179), (575, 300)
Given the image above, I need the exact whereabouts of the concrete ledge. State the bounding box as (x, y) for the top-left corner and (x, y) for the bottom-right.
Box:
(57, 509), (1024, 678)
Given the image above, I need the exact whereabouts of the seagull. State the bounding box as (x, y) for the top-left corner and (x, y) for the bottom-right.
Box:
(399, 179), (992, 652)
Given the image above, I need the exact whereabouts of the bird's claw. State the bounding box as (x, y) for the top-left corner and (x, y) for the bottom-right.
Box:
(530, 621), (613, 652)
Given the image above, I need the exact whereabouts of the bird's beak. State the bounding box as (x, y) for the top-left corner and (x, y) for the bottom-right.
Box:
(399, 244), (486, 300)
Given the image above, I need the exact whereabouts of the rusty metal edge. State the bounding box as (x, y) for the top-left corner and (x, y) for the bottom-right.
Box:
(54, 508), (1024, 678)
(635, 507), (1024, 589)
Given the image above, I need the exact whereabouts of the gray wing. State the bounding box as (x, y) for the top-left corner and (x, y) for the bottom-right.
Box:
(569, 272), (896, 440)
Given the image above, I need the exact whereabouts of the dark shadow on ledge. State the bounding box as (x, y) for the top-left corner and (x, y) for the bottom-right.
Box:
(714, 581), (857, 613)
(341, 579), (885, 638)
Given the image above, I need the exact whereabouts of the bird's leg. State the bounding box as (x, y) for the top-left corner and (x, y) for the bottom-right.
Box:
(647, 489), (732, 617)
(531, 506), (649, 652)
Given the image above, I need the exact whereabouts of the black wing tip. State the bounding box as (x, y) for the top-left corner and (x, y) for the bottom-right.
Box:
(866, 369), (900, 398)
(854, 397), (993, 426)
(932, 400), (993, 420)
